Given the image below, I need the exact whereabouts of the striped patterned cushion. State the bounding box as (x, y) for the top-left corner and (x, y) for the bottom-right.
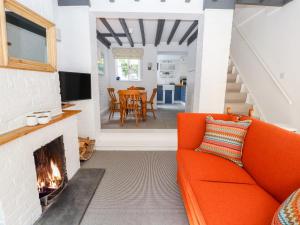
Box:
(272, 189), (300, 225)
(195, 115), (252, 167)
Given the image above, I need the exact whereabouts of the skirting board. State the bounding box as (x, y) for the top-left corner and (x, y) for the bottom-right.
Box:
(96, 130), (177, 151)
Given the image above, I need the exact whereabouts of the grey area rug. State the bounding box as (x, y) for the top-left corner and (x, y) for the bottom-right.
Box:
(34, 168), (105, 225)
(80, 151), (189, 225)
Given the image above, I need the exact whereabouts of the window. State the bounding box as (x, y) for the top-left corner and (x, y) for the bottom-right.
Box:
(115, 59), (141, 81)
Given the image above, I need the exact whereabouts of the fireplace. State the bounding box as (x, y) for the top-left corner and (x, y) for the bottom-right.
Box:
(33, 136), (68, 208)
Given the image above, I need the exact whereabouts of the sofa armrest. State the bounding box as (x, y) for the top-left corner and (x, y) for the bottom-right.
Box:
(177, 113), (233, 151)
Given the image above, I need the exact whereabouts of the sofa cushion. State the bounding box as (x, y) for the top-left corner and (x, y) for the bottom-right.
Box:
(272, 188), (300, 225)
(177, 113), (240, 150)
(190, 180), (279, 225)
(242, 118), (300, 202)
(177, 150), (255, 184)
(196, 115), (251, 167)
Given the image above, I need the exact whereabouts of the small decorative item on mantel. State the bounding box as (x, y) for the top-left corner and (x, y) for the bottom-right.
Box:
(26, 115), (38, 126)
(32, 111), (52, 125)
(79, 137), (95, 161)
(37, 116), (50, 125)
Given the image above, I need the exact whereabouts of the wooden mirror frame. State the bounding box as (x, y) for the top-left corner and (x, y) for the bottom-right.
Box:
(0, 0), (56, 72)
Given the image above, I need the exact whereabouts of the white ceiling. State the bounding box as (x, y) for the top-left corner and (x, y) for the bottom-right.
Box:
(96, 18), (198, 46)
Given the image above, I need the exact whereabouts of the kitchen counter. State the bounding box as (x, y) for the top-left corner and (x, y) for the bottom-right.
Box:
(157, 84), (186, 104)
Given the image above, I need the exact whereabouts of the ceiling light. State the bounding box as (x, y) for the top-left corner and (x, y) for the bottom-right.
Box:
(185, 0), (191, 2)
(109, 0), (115, 2)
(161, 0), (166, 2)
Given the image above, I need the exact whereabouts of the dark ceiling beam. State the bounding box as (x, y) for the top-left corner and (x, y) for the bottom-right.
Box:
(203, 0), (235, 9)
(155, 19), (165, 47)
(101, 33), (127, 38)
(119, 18), (134, 47)
(203, 0), (292, 9)
(187, 29), (198, 46)
(179, 20), (198, 45)
(96, 30), (111, 49)
(167, 20), (180, 45)
(57, 0), (90, 6)
(236, 0), (292, 7)
(100, 18), (122, 46)
(139, 19), (146, 46)
(236, 0), (292, 6)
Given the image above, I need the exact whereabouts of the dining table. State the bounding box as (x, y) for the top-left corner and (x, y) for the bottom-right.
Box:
(118, 89), (147, 122)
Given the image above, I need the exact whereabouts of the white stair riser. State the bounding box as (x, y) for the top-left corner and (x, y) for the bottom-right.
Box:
(225, 93), (247, 103)
(227, 73), (237, 82)
(226, 83), (241, 92)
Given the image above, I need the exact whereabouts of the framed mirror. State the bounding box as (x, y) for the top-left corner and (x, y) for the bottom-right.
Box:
(0, 0), (56, 72)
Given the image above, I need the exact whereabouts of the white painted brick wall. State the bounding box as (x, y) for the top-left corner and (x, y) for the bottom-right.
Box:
(0, 2), (80, 224)
(0, 0), (62, 135)
(0, 69), (62, 135)
(0, 116), (80, 225)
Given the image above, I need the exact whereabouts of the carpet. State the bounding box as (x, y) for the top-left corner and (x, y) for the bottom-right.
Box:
(34, 168), (105, 225)
(80, 151), (188, 225)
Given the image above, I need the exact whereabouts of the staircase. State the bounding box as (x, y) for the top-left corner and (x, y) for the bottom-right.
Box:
(225, 60), (254, 116)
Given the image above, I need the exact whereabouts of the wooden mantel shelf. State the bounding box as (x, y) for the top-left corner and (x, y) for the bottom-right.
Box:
(0, 110), (81, 146)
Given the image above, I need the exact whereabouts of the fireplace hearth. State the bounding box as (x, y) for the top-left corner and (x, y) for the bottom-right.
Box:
(33, 136), (68, 208)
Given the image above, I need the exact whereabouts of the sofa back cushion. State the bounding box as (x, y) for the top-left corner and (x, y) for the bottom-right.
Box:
(177, 113), (236, 150)
(195, 115), (252, 167)
(242, 118), (300, 202)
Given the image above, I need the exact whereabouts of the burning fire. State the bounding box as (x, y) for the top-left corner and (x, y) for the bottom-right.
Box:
(37, 160), (62, 192)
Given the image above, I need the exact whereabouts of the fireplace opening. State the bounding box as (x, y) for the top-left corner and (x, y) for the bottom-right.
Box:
(33, 136), (68, 208)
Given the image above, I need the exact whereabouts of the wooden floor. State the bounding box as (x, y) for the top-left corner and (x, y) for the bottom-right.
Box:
(101, 104), (185, 129)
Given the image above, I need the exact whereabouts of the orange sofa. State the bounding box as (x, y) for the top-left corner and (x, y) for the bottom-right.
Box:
(177, 113), (300, 225)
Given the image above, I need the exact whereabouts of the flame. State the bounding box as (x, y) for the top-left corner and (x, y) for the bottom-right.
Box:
(37, 160), (62, 192)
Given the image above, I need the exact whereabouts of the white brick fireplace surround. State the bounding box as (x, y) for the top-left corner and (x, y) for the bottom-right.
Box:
(0, 116), (80, 225)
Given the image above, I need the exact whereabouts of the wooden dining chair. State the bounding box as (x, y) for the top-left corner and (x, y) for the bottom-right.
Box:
(107, 88), (120, 120)
(118, 90), (142, 126)
(147, 88), (157, 119)
(127, 86), (145, 90)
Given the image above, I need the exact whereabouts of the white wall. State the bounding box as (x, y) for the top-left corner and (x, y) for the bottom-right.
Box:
(0, 0), (61, 135)
(231, 2), (299, 129)
(55, 6), (100, 139)
(195, 9), (233, 113)
(97, 42), (110, 115)
(157, 55), (188, 85)
(108, 44), (158, 95)
(185, 40), (198, 112)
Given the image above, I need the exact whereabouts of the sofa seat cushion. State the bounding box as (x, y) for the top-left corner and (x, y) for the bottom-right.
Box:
(190, 181), (280, 225)
(177, 150), (255, 184)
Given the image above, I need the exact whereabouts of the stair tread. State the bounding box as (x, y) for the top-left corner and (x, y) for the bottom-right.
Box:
(225, 92), (247, 96)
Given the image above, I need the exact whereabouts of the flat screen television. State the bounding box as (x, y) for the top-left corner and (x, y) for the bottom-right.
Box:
(59, 71), (91, 102)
